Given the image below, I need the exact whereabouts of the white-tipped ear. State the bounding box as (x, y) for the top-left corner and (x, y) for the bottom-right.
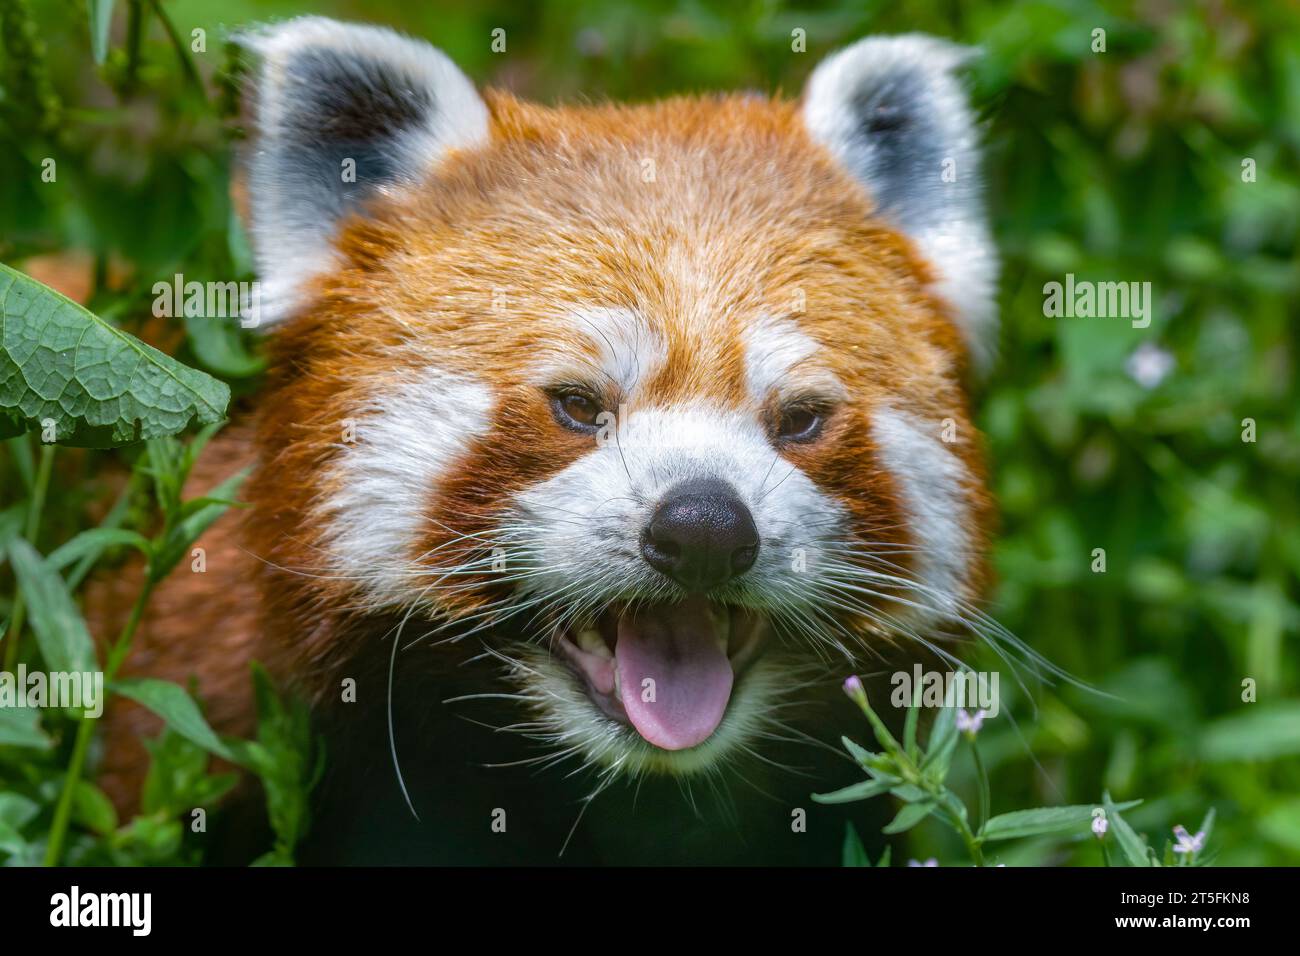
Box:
(802, 34), (997, 371)
(236, 17), (489, 324)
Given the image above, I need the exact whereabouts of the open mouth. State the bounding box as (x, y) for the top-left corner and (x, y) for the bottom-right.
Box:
(552, 597), (767, 751)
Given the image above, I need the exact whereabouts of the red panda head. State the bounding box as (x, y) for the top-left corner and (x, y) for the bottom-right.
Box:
(237, 18), (997, 777)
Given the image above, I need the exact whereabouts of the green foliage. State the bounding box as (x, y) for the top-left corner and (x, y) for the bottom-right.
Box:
(0, 263), (231, 446)
(0, 423), (320, 866)
(0, 0), (1297, 866)
(236, 664), (326, 866)
(823, 682), (1207, 866)
(6, 538), (95, 674)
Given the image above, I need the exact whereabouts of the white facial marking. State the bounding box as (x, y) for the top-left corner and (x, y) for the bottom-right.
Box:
(320, 367), (494, 605)
(509, 405), (845, 613)
(740, 316), (846, 408)
(532, 306), (667, 394)
(740, 316), (820, 404)
(869, 405), (973, 617)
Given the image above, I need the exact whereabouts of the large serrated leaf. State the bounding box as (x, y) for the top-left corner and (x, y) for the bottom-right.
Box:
(0, 263), (230, 448)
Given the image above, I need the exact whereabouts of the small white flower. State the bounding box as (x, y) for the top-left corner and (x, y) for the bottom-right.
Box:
(907, 858), (939, 867)
(956, 708), (987, 735)
(1125, 342), (1175, 389)
(1092, 815), (1109, 837)
(1172, 825), (1205, 854)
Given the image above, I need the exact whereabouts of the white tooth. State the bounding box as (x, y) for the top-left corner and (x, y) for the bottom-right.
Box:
(577, 629), (612, 659)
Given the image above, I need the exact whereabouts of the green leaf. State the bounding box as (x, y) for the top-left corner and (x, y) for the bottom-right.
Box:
(6, 538), (97, 674)
(983, 801), (1142, 842)
(112, 678), (240, 764)
(47, 527), (152, 572)
(229, 662), (323, 860)
(141, 727), (238, 816)
(840, 735), (876, 767)
(179, 421), (227, 484)
(1258, 799), (1300, 854)
(250, 848), (295, 867)
(903, 691), (921, 761)
(922, 706), (959, 778)
(150, 466), (248, 581)
(842, 822), (870, 867)
(883, 800), (936, 835)
(88, 0), (116, 64)
(812, 778), (893, 805)
(72, 781), (119, 836)
(1104, 791), (1155, 867)
(67, 477), (136, 589)
(0, 705), (52, 749)
(0, 262), (230, 447)
(175, 494), (241, 522)
(1196, 806), (1216, 848)
(889, 783), (930, 802)
(116, 815), (183, 862)
(184, 314), (266, 379)
(0, 793), (40, 830)
(1200, 703), (1300, 762)
(6, 434), (34, 488)
(0, 504), (23, 554)
(0, 821), (28, 857)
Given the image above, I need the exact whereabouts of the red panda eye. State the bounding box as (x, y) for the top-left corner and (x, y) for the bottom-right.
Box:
(776, 405), (825, 444)
(551, 391), (602, 431)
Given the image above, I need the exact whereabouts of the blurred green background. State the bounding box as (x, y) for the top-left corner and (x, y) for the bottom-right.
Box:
(2, 0), (1298, 865)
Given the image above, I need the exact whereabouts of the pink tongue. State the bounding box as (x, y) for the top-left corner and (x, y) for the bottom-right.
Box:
(615, 597), (734, 750)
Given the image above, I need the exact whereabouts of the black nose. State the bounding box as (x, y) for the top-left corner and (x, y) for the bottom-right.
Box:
(641, 479), (759, 591)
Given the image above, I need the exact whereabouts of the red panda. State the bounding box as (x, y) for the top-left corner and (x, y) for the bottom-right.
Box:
(94, 17), (998, 863)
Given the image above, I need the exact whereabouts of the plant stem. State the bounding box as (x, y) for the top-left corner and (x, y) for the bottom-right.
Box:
(24, 443), (54, 541)
(948, 807), (986, 866)
(105, 578), (153, 680)
(3, 443), (55, 673)
(147, 0), (205, 99)
(970, 737), (991, 834)
(43, 580), (153, 866)
(42, 705), (96, 866)
(122, 0), (146, 97)
(2, 599), (25, 673)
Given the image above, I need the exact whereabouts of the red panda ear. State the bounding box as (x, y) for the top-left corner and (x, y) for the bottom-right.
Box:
(801, 35), (997, 372)
(235, 17), (488, 324)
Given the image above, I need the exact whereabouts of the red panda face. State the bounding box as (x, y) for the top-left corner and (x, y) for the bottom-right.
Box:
(239, 19), (996, 778)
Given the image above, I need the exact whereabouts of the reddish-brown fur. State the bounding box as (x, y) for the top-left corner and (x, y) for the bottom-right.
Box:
(93, 90), (992, 813)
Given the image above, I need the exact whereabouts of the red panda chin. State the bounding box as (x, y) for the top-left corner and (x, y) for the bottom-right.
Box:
(551, 599), (768, 751)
